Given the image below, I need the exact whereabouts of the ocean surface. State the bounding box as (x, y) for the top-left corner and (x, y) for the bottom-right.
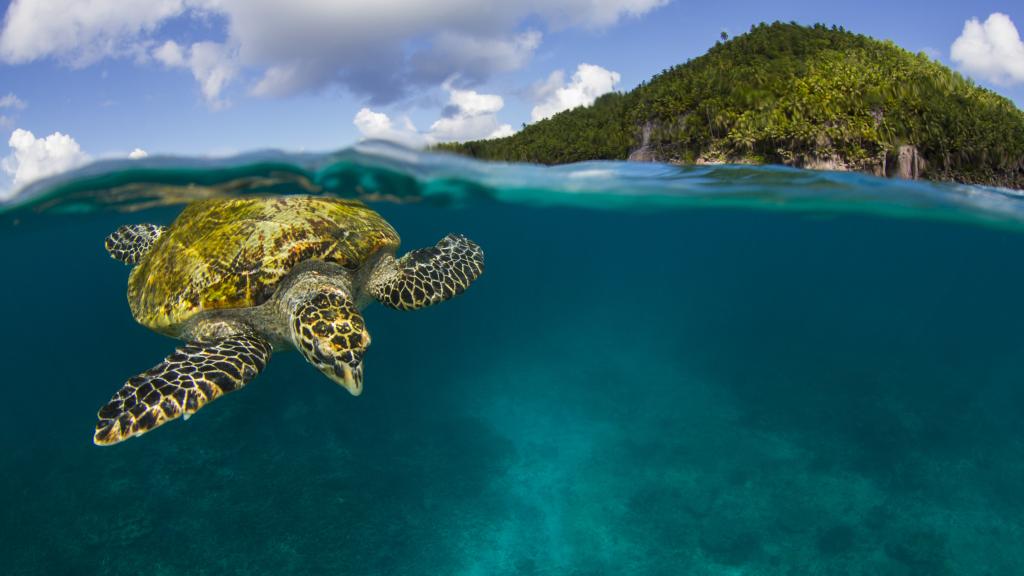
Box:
(3, 141), (1023, 575)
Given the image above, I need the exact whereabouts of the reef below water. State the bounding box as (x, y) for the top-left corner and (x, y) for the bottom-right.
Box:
(2, 142), (1023, 575)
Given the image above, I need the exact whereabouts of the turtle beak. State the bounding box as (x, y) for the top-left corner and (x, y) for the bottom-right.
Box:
(332, 363), (364, 396)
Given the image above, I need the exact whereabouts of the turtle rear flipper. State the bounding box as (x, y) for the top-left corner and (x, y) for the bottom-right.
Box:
(105, 224), (166, 265)
(94, 331), (272, 445)
(369, 233), (484, 310)
(289, 287), (370, 396)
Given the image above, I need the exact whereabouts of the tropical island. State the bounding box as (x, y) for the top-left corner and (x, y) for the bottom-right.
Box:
(438, 22), (1024, 190)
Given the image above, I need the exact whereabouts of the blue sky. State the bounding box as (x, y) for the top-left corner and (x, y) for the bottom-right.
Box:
(0, 0), (1022, 194)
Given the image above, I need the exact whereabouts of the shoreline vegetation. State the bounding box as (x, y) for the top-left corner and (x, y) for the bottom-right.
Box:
(437, 22), (1024, 190)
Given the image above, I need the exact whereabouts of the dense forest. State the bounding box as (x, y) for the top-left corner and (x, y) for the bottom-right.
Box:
(437, 22), (1024, 189)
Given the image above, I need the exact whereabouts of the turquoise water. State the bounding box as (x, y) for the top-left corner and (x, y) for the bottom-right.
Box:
(3, 142), (1024, 575)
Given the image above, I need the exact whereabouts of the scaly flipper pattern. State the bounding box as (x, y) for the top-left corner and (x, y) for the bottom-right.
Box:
(105, 224), (166, 265)
(290, 289), (370, 396)
(370, 233), (484, 310)
(94, 331), (272, 445)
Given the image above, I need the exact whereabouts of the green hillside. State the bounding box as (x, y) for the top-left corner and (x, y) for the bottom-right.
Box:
(438, 22), (1024, 189)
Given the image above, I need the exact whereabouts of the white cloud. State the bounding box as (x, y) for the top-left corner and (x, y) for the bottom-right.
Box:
(152, 39), (239, 106)
(352, 108), (429, 149)
(487, 124), (516, 139)
(0, 0), (666, 103)
(0, 0), (184, 66)
(0, 129), (90, 196)
(531, 63), (620, 122)
(429, 114), (512, 142)
(152, 39), (185, 67)
(550, 0), (668, 28)
(187, 42), (239, 106)
(429, 82), (515, 142)
(250, 63), (316, 98)
(0, 94), (25, 130)
(446, 83), (504, 117)
(353, 81), (516, 146)
(129, 148), (149, 159)
(951, 13), (1024, 85)
(411, 30), (542, 85)
(0, 93), (26, 109)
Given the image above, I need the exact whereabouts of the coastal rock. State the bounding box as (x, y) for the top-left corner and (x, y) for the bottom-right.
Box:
(888, 145), (925, 180)
(628, 121), (658, 162)
(790, 155), (852, 172)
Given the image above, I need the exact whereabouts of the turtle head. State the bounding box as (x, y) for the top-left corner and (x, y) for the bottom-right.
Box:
(284, 273), (370, 396)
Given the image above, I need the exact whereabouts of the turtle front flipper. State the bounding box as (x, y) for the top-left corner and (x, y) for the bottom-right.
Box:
(94, 331), (272, 445)
(105, 223), (166, 265)
(368, 233), (484, 310)
(289, 288), (370, 396)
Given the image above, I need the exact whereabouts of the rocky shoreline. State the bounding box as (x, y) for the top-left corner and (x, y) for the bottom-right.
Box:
(629, 135), (1023, 189)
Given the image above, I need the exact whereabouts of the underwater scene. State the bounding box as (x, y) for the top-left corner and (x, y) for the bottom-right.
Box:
(3, 142), (1024, 575)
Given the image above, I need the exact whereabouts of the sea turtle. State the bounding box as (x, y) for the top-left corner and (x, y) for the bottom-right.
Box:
(95, 195), (484, 445)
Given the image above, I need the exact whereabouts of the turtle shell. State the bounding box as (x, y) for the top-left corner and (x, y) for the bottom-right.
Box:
(128, 196), (400, 331)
